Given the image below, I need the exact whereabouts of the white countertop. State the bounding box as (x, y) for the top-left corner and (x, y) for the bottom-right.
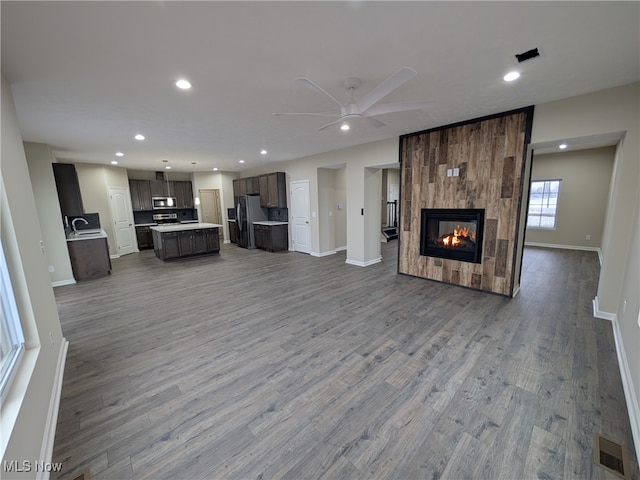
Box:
(150, 223), (222, 232)
(253, 221), (289, 226)
(66, 229), (108, 241)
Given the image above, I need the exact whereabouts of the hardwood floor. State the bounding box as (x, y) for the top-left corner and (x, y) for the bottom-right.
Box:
(51, 242), (638, 479)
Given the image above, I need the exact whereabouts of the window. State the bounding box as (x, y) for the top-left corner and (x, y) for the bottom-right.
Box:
(527, 179), (561, 229)
(0, 239), (25, 403)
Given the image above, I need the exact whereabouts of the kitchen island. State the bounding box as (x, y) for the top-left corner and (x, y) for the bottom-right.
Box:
(151, 223), (222, 261)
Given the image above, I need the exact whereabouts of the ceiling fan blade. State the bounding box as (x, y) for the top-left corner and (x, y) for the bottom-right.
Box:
(295, 77), (344, 109)
(363, 100), (434, 116)
(317, 118), (345, 131)
(356, 67), (417, 114)
(273, 112), (340, 118)
(362, 116), (387, 128)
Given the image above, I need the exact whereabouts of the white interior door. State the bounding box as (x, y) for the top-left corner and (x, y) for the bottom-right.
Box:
(290, 180), (311, 254)
(108, 186), (136, 256)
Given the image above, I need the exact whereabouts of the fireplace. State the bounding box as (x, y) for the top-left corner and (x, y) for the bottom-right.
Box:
(420, 208), (484, 263)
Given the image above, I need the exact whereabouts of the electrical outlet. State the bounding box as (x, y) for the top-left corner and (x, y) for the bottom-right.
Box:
(586, 234), (591, 241)
(447, 169), (453, 177)
(49, 332), (55, 348)
(623, 300), (627, 314)
(48, 265), (55, 273)
(453, 168), (460, 177)
(40, 240), (46, 253)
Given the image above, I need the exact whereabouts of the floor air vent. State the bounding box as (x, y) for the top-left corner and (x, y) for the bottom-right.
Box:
(593, 433), (630, 479)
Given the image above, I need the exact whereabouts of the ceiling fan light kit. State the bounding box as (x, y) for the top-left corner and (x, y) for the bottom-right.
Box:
(273, 67), (433, 132)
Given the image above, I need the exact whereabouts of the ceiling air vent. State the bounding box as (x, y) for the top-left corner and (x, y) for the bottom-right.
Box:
(515, 47), (541, 63)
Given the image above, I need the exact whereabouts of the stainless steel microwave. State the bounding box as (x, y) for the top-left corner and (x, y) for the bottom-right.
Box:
(152, 196), (177, 209)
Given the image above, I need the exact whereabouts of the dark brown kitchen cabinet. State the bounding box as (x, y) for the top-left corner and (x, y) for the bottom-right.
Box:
(233, 178), (246, 197)
(152, 227), (220, 261)
(67, 238), (111, 280)
(246, 176), (260, 195)
(259, 172), (287, 208)
(135, 225), (154, 249)
(254, 224), (288, 252)
(149, 179), (166, 197)
(205, 229), (220, 252)
(154, 231), (180, 260)
(129, 180), (152, 211)
(52, 163), (84, 217)
(172, 181), (194, 208)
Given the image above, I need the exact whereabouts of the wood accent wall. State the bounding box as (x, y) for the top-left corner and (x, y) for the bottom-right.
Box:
(398, 107), (534, 296)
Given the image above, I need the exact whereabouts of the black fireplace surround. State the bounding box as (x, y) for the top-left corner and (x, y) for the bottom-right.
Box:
(420, 208), (485, 263)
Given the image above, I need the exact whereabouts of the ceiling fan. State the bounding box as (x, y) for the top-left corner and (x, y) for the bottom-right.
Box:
(273, 67), (432, 131)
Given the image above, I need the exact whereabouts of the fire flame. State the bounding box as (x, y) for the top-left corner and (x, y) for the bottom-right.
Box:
(441, 225), (475, 247)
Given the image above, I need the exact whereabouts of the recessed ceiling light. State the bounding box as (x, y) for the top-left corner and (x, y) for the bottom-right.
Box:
(340, 123), (350, 131)
(110, 160), (118, 165)
(559, 143), (568, 149)
(212, 167), (219, 171)
(115, 151), (124, 157)
(165, 165), (172, 169)
(134, 134), (145, 141)
(260, 150), (267, 155)
(176, 79), (192, 90)
(503, 71), (520, 82)
(239, 160), (245, 164)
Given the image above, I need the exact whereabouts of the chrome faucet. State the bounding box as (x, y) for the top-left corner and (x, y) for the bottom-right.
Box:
(71, 217), (89, 233)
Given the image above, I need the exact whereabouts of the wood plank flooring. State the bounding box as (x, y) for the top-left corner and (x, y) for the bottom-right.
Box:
(51, 243), (638, 479)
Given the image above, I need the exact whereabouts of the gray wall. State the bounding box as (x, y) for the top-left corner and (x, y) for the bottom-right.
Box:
(525, 146), (615, 248)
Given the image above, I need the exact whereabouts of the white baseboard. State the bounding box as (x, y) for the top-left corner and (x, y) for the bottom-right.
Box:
(109, 254), (121, 259)
(37, 339), (69, 480)
(311, 250), (336, 257)
(345, 256), (382, 267)
(512, 284), (520, 298)
(52, 279), (76, 288)
(525, 242), (602, 265)
(592, 297), (640, 464)
(335, 246), (347, 252)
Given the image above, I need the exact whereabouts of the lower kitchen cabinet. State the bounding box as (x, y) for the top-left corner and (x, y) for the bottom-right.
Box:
(254, 223), (288, 252)
(67, 237), (111, 280)
(152, 227), (220, 261)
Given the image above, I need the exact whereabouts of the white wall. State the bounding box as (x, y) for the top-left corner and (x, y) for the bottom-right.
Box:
(317, 168), (337, 254)
(530, 82), (640, 456)
(192, 171), (236, 242)
(526, 146), (614, 248)
(1, 75), (67, 476)
(245, 138), (398, 265)
(75, 163), (130, 257)
(23, 142), (75, 285)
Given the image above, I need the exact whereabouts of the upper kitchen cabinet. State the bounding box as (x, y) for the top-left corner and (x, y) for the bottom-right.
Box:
(260, 172), (287, 208)
(246, 176), (260, 195)
(149, 179), (166, 197)
(173, 181), (194, 209)
(233, 178), (246, 197)
(52, 163), (84, 216)
(129, 179), (152, 211)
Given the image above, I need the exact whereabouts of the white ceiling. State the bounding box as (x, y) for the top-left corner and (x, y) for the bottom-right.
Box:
(2, 1), (638, 173)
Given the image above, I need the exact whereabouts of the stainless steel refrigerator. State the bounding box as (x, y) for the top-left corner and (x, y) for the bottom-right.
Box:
(236, 195), (268, 249)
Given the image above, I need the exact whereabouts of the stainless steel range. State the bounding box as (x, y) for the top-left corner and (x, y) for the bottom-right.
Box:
(152, 213), (179, 224)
